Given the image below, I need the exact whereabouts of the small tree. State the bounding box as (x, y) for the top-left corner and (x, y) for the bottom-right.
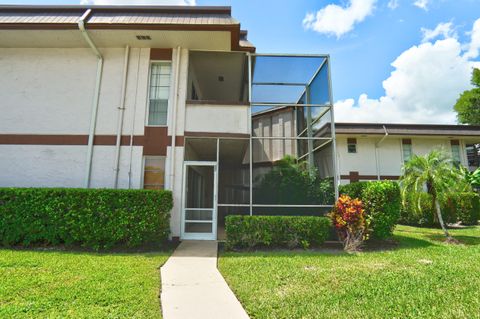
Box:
(401, 149), (467, 242)
(329, 195), (370, 252)
(454, 68), (480, 125)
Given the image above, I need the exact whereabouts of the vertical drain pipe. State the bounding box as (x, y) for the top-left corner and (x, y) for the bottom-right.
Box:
(169, 46), (182, 190)
(79, 9), (104, 188)
(113, 45), (130, 188)
(375, 125), (389, 180)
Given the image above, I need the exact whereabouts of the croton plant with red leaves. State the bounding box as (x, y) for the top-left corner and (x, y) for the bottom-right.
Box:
(328, 195), (370, 252)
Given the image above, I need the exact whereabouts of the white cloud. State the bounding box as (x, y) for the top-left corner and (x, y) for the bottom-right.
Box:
(388, 0), (399, 10)
(302, 0), (376, 38)
(335, 21), (480, 124)
(465, 18), (480, 59)
(413, 0), (429, 10)
(421, 22), (456, 42)
(80, 0), (196, 5)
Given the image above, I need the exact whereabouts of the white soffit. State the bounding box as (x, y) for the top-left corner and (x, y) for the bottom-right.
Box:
(0, 29), (231, 50)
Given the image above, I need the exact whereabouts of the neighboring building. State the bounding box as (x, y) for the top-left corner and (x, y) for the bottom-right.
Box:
(0, 5), (336, 240)
(252, 107), (480, 184)
(335, 123), (480, 184)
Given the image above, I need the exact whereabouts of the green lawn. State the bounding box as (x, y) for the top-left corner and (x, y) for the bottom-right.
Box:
(0, 249), (170, 318)
(219, 225), (480, 319)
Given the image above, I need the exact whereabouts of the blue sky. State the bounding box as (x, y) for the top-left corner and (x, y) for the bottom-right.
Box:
(2, 0), (480, 123)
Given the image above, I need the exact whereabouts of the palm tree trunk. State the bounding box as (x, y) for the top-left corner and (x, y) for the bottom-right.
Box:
(434, 198), (451, 238)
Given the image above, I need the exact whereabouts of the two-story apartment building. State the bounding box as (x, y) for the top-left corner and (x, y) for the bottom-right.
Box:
(0, 5), (336, 240)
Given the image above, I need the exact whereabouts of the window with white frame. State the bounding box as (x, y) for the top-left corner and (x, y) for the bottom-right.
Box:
(143, 156), (166, 189)
(347, 138), (357, 153)
(148, 62), (171, 126)
(451, 140), (461, 166)
(402, 139), (412, 163)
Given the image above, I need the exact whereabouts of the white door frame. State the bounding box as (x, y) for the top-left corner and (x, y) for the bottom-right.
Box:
(181, 161), (218, 240)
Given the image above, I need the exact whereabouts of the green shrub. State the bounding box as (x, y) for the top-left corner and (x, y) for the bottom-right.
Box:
(400, 192), (435, 226)
(255, 156), (334, 206)
(225, 215), (331, 250)
(339, 181), (369, 199)
(401, 192), (479, 226)
(362, 181), (401, 239)
(444, 192), (480, 226)
(0, 188), (172, 250)
(339, 181), (401, 239)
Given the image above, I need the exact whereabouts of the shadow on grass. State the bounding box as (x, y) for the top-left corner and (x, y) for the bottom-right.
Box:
(426, 235), (480, 246)
(220, 234), (435, 257)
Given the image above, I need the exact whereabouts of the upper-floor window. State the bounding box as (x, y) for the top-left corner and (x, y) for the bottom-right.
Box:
(347, 138), (357, 153)
(451, 140), (461, 166)
(148, 62), (171, 126)
(402, 139), (412, 163)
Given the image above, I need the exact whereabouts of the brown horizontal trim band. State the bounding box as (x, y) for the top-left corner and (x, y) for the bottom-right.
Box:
(150, 48), (172, 60)
(340, 175), (400, 180)
(0, 23), (237, 30)
(184, 131), (250, 139)
(0, 134), (88, 145)
(186, 99), (249, 106)
(0, 5), (233, 15)
(0, 133), (186, 147)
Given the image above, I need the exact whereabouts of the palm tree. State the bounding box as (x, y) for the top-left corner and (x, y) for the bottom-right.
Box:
(401, 149), (466, 242)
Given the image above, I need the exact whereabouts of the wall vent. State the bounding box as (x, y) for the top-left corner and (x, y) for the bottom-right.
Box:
(136, 35), (152, 40)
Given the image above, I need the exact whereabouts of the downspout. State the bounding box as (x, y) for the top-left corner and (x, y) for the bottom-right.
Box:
(113, 45), (130, 188)
(375, 125), (389, 180)
(79, 9), (104, 188)
(128, 49), (142, 189)
(169, 47), (182, 190)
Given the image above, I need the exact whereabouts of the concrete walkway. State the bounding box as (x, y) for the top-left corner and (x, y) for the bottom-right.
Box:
(160, 241), (250, 319)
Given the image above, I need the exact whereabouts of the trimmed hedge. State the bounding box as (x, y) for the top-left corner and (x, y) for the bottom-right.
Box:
(340, 181), (401, 239)
(0, 188), (173, 250)
(447, 193), (480, 226)
(402, 192), (480, 226)
(225, 215), (331, 250)
(339, 182), (369, 200)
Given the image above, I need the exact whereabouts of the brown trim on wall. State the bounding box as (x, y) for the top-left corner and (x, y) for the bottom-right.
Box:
(150, 48), (172, 60)
(450, 139), (460, 146)
(173, 136), (185, 147)
(347, 138), (357, 144)
(0, 130), (184, 155)
(184, 131), (250, 139)
(340, 171), (400, 183)
(402, 138), (412, 145)
(0, 134), (88, 145)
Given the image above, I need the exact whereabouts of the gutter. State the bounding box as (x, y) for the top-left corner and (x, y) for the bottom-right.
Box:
(375, 125), (389, 180)
(113, 45), (130, 188)
(169, 46), (182, 190)
(79, 9), (104, 188)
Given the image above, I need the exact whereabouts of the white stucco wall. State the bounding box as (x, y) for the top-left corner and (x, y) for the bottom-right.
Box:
(0, 145), (86, 187)
(185, 103), (249, 134)
(0, 47), (153, 189)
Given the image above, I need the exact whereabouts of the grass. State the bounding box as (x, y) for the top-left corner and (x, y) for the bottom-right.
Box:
(0, 248), (170, 318)
(219, 225), (480, 319)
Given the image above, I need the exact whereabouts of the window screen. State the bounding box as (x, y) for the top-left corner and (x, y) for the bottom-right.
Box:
(451, 142), (461, 166)
(148, 62), (171, 125)
(402, 142), (412, 163)
(143, 156), (166, 189)
(347, 138), (357, 153)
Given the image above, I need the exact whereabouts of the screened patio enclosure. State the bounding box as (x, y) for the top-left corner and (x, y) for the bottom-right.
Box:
(182, 52), (337, 240)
